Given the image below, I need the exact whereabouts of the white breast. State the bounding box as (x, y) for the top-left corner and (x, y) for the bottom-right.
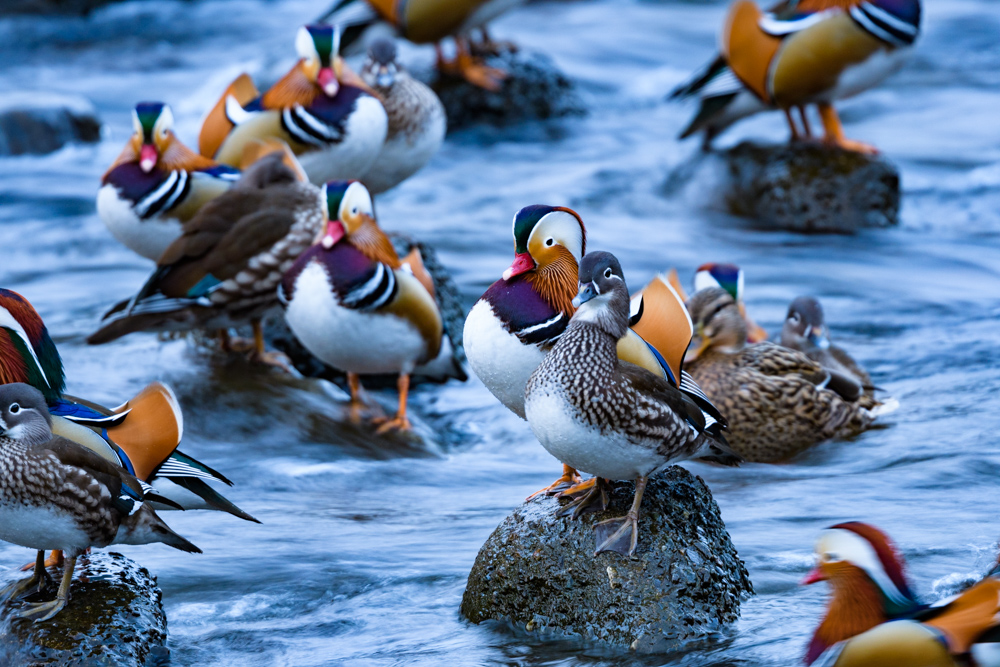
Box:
(96, 184), (182, 262)
(0, 503), (94, 551)
(300, 96), (389, 185)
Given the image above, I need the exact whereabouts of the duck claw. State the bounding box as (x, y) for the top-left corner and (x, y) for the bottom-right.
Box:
(526, 467), (582, 501)
(16, 597), (67, 623)
(556, 478), (609, 519)
(594, 513), (639, 557)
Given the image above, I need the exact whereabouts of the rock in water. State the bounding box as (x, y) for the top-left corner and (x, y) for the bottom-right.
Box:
(0, 552), (168, 666)
(723, 142), (900, 233)
(0, 93), (101, 156)
(461, 467), (752, 653)
(431, 50), (585, 132)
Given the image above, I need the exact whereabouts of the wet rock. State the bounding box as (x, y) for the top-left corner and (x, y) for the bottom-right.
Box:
(430, 49), (585, 132)
(0, 551), (168, 666)
(0, 93), (101, 157)
(461, 467), (752, 653)
(722, 142), (900, 233)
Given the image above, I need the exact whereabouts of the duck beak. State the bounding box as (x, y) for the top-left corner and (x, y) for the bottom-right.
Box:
(807, 327), (830, 349)
(572, 282), (598, 308)
(321, 220), (345, 249)
(139, 144), (158, 172)
(377, 66), (395, 88)
(502, 252), (536, 281)
(801, 566), (826, 585)
(318, 67), (339, 97)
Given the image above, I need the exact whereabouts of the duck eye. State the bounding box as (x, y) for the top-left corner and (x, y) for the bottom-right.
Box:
(352, 207), (358, 215)
(9, 403), (19, 414)
(545, 238), (554, 247)
(604, 268), (613, 279)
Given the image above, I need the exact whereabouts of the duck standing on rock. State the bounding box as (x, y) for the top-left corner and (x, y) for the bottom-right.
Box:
(524, 252), (740, 557)
(358, 38), (446, 194)
(672, 0), (921, 151)
(88, 152), (324, 364)
(98, 102), (240, 262)
(0, 384), (200, 622)
(804, 522), (1000, 666)
(199, 24), (388, 186)
(279, 181), (442, 432)
(685, 287), (895, 461)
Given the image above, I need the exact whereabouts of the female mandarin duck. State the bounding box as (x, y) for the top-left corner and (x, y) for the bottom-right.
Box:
(279, 181), (443, 433)
(804, 522), (1000, 666)
(668, 262), (768, 343)
(464, 205), (726, 499)
(684, 287), (895, 461)
(672, 0), (921, 152)
(357, 38), (446, 194)
(98, 102), (240, 262)
(524, 253), (739, 557)
(199, 25), (388, 186)
(88, 152), (324, 363)
(322, 0), (525, 91)
(0, 288), (255, 570)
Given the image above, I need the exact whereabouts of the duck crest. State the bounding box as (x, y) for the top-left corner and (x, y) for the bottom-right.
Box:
(0, 289), (65, 402)
(262, 65), (322, 110)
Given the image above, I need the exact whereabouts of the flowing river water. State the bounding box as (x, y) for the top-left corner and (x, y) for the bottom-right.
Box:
(2, 0), (1000, 664)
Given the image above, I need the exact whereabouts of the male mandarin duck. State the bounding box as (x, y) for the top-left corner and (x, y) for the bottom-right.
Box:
(0, 384), (200, 622)
(199, 25), (388, 186)
(684, 287), (895, 461)
(279, 181), (442, 433)
(0, 287), (256, 566)
(524, 252), (739, 556)
(672, 0), (921, 152)
(322, 0), (525, 91)
(87, 152), (325, 362)
(782, 296), (874, 403)
(667, 262), (768, 343)
(357, 38), (446, 194)
(463, 205), (726, 499)
(804, 522), (1000, 666)
(98, 102), (240, 262)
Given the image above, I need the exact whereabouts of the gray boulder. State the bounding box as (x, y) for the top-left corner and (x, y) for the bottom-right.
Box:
(722, 142), (900, 233)
(0, 93), (101, 157)
(461, 467), (752, 653)
(0, 552), (168, 666)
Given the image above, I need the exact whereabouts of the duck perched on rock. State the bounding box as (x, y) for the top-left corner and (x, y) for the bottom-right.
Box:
(279, 181), (443, 432)
(199, 25), (388, 186)
(669, 262), (768, 343)
(88, 152), (324, 363)
(0, 384), (201, 622)
(804, 522), (1000, 666)
(358, 38), (446, 194)
(98, 102), (240, 262)
(524, 252), (739, 557)
(672, 0), (921, 151)
(685, 287), (895, 461)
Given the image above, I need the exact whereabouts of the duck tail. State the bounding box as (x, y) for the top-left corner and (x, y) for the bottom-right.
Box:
(697, 434), (743, 467)
(105, 382), (183, 481)
(868, 397), (900, 419)
(120, 505), (202, 553)
(239, 138), (308, 182)
(199, 73), (259, 159)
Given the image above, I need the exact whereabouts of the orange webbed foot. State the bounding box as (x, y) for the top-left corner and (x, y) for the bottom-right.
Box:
(825, 137), (880, 155)
(526, 465), (582, 501)
(373, 416), (412, 434)
(21, 550), (64, 572)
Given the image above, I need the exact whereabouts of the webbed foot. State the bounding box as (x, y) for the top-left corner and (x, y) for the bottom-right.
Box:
(594, 513), (639, 557)
(16, 596), (67, 622)
(526, 465), (582, 501)
(556, 477), (609, 519)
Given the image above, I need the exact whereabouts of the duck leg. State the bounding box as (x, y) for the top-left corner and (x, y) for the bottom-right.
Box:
(436, 37), (507, 92)
(817, 102), (878, 154)
(347, 372), (366, 423)
(374, 374), (412, 433)
(16, 555), (76, 622)
(526, 464), (582, 500)
(20, 549), (64, 573)
(798, 106), (813, 139)
(248, 320), (292, 370)
(783, 108), (803, 142)
(556, 477), (610, 519)
(2, 551), (54, 600)
(594, 476), (648, 557)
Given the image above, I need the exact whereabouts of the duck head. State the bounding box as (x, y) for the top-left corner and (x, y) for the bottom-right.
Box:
(297, 24), (344, 98)
(503, 205), (585, 315)
(320, 180), (375, 248)
(0, 289), (65, 404)
(803, 522), (921, 665)
(0, 383), (53, 446)
(695, 262), (767, 343)
(573, 251), (630, 340)
(782, 296), (830, 352)
(685, 287), (746, 361)
(130, 102), (175, 173)
(361, 37), (399, 89)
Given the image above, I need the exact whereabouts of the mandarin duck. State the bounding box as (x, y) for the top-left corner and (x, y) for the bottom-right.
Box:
(0, 384), (200, 622)
(684, 287), (895, 461)
(357, 38), (446, 194)
(781, 296), (874, 402)
(98, 103), (240, 262)
(199, 25), (388, 187)
(463, 205), (726, 500)
(524, 253), (739, 557)
(321, 0), (525, 91)
(668, 262), (768, 343)
(804, 522), (1000, 666)
(672, 0), (921, 152)
(279, 181), (443, 433)
(88, 152), (324, 363)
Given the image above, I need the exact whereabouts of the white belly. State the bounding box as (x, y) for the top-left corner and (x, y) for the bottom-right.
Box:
(300, 96), (389, 186)
(0, 503), (94, 551)
(284, 262), (426, 375)
(525, 388), (667, 481)
(463, 299), (545, 419)
(96, 184), (181, 262)
(826, 46), (911, 102)
(362, 99), (446, 195)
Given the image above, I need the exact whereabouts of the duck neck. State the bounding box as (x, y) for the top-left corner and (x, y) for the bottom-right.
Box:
(526, 249), (579, 316)
(809, 570), (887, 663)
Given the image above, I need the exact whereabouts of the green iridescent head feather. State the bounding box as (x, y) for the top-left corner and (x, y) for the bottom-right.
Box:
(133, 102), (166, 144)
(512, 205), (586, 255)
